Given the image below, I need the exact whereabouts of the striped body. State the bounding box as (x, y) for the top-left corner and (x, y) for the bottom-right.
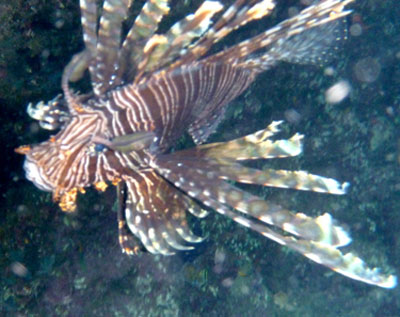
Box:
(111, 62), (254, 147)
(25, 62), (254, 196)
(16, 0), (396, 288)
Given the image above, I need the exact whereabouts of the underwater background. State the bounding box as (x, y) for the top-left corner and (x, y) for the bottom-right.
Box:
(1, 0), (399, 316)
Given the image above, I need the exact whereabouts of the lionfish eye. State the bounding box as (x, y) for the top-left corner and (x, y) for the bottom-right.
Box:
(94, 143), (107, 152)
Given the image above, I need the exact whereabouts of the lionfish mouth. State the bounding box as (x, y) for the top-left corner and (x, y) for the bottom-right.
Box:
(23, 155), (54, 192)
(16, 0), (396, 289)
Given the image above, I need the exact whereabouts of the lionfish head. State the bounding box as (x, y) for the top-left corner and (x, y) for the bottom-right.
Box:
(16, 96), (158, 212)
(16, 106), (103, 211)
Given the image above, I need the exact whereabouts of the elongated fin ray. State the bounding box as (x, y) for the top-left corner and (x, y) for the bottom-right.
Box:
(62, 50), (91, 114)
(80, 0), (98, 53)
(219, 166), (349, 194)
(95, 0), (132, 94)
(123, 171), (203, 255)
(177, 121), (304, 161)
(142, 1), (224, 74)
(80, 0), (98, 85)
(155, 159), (347, 245)
(172, 0), (276, 68)
(118, 0), (170, 82)
(154, 158), (396, 288)
(125, 175), (173, 254)
(160, 156), (349, 195)
(117, 182), (146, 255)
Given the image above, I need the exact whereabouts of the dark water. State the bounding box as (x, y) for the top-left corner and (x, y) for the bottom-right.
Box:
(1, 1), (399, 316)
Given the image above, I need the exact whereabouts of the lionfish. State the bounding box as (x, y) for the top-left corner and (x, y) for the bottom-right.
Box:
(16, 0), (396, 288)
